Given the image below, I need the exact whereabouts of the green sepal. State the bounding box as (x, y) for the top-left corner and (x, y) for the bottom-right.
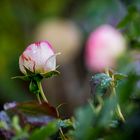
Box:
(23, 66), (34, 75)
(113, 73), (127, 81)
(11, 75), (31, 81)
(29, 80), (39, 94)
(41, 70), (60, 79)
(32, 74), (43, 82)
(57, 119), (73, 128)
(29, 120), (59, 140)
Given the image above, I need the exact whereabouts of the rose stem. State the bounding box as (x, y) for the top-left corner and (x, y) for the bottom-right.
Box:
(36, 93), (42, 104)
(105, 67), (125, 122)
(37, 81), (48, 103)
(112, 82), (125, 122)
(59, 127), (67, 140)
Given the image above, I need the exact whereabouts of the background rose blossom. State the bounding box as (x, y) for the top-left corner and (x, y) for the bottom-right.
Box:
(85, 24), (126, 72)
(35, 19), (83, 64)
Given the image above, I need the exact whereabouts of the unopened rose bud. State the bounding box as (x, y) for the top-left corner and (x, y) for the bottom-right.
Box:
(19, 41), (56, 74)
(85, 25), (126, 72)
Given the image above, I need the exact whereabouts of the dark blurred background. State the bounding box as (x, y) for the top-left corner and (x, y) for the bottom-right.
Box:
(0, 0), (140, 118)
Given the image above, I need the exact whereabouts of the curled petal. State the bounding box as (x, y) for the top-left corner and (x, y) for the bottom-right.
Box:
(44, 53), (60, 72)
(19, 55), (26, 74)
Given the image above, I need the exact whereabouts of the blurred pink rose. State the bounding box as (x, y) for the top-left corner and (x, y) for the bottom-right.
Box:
(19, 41), (56, 74)
(85, 25), (126, 72)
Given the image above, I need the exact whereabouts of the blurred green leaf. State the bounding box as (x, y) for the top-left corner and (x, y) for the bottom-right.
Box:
(12, 116), (21, 133)
(29, 121), (58, 140)
(73, 105), (95, 140)
(117, 5), (138, 28)
(98, 96), (117, 126)
(117, 74), (138, 104)
(114, 73), (127, 81)
(117, 4), (140, 48)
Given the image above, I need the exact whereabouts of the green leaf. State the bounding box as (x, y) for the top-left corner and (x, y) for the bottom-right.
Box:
(11, 75), (31, 81)
(74, 105), (95, 140)
(114, 73), (127, 81)
(117, 5), (138, 28)
(12, 116), (22, 133)
(117, 14), (131, 28)
(98, 96), (117, 126)
(29, 121), (58, 140)
(41, 70), (60, 79)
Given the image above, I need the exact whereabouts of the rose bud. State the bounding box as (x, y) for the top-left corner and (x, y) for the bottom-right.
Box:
(19, 41), (56, 74)
(85, 24), (126, 72)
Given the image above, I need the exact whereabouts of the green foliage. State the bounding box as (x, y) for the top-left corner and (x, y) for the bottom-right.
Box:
(117, 5), (140, 49)
(0, 101), (59, 139)
(29, 121), (59, 140)
(73, 105), (95, 140)
(69, 70), (129, 140)
(1, 67), (140, 140)
(71, 96), (117, 140)
(117, 6), (139, 29)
